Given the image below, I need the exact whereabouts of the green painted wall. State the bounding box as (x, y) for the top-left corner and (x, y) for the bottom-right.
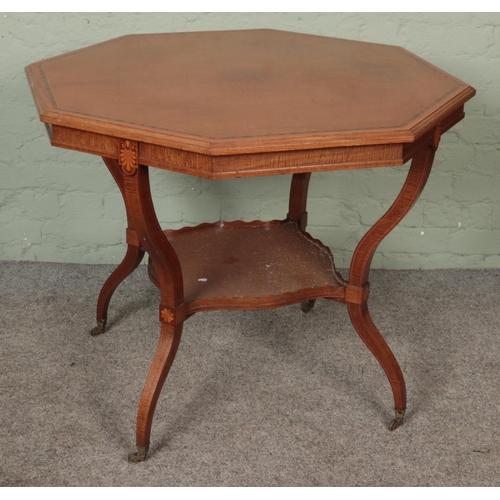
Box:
(1, 12), (499, 268)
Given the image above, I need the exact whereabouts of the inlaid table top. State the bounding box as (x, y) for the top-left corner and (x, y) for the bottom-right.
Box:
(26, 29), (475, 175)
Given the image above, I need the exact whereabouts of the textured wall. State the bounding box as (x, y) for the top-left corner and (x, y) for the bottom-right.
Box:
(1, 12), (499, 268)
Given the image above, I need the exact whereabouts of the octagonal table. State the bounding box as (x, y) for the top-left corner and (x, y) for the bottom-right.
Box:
(26, 29), (475, 462)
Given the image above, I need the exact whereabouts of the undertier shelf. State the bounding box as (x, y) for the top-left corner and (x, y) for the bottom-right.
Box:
(148, 221), (346, 311)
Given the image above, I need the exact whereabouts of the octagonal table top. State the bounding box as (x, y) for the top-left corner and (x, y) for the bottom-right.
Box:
(26, 29), (475, 160)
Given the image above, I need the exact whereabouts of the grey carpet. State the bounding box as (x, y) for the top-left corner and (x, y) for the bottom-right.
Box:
(1, 261), (499, 486)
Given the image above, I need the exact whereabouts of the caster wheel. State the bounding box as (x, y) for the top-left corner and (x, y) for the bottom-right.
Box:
(128, 445), (149, 463)
(300, 299), (316, 313)
(90, 319), (106, 337)
(388, 418), (403, 431)
(388, 409), (405, 431)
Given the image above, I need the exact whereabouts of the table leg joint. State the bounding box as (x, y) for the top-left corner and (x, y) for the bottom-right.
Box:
(159, 303), (187, 326)
(431, 124), (442, 153)
(286, 211), (308, 231)
(126, 228), (141, 247)
(345, 283), (370, 305)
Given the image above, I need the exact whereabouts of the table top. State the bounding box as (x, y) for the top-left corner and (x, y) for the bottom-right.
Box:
(26, 29), (475, 178)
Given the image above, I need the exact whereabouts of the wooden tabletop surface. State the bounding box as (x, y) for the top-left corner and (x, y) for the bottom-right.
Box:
(26, 29), (475, 156)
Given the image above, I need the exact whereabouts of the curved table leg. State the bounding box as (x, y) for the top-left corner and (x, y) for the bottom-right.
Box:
(347, 301), (406, 429)
(102, 143), (185, 461)
(287, 172), (311, 231)
(287, 173), (317, 313)
(129, 322), (183, 462)
(90, 244), (145, 336)
(90, 156), (146, 336)
(346, 143), (436, 429)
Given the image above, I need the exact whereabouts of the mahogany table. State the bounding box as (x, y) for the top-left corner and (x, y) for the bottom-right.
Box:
(26, 29), (475, 462)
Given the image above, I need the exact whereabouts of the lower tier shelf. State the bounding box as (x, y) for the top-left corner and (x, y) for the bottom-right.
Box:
(148, 220), (346, 312)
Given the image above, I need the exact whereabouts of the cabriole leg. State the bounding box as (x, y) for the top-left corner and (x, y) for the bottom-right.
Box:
(348, 301), (407, 427)
(129, 320), (184, 462)
(346, 142), (437, 429)
(90, 244), (145, 336)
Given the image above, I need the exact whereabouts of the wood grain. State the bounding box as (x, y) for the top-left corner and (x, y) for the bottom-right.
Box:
(349, 145), (435, 288)
(26, 30), (475, 158)
(46, 102), (466, 179)
(51, 125), (408, 178)
(135, 322), (184, 451)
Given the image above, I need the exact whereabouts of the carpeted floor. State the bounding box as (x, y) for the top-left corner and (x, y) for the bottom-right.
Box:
(1, 261), (499, 486)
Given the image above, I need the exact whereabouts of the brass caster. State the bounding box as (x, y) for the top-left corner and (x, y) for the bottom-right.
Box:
(128, 444), (149, 463)
(300, 299), (316, 313)
(90, 319), (106, 337)
(388, 409), (405, 431)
